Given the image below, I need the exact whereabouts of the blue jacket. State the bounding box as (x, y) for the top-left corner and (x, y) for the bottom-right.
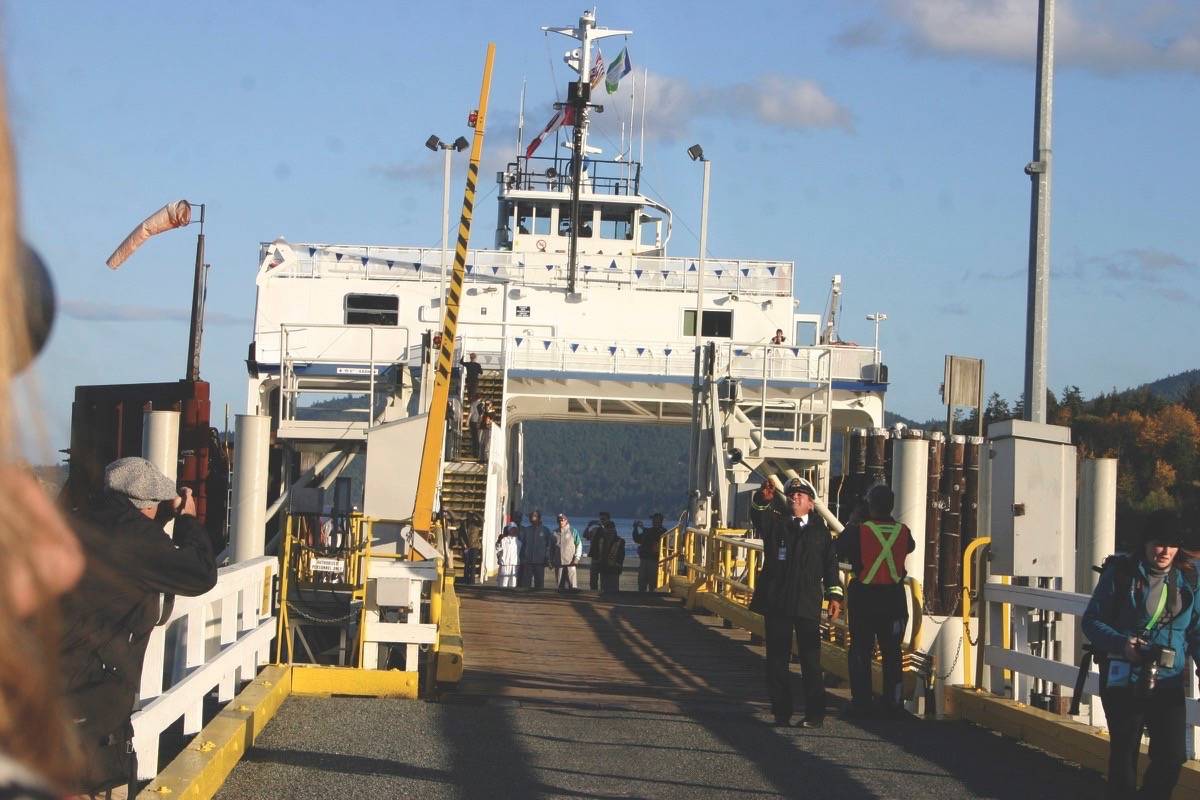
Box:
(1081, 556), (1200, 688)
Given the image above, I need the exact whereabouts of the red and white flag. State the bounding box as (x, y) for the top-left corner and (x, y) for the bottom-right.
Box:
(589, 50), (605, 89)
(525, 105), (576, 158)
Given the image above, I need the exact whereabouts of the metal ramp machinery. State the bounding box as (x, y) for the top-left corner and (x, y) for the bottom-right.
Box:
(267, 322), (452, 694)
(690, 341), (835, 530)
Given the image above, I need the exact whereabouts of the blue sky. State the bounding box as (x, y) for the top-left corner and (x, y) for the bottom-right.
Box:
(5, 0), (1198, 453)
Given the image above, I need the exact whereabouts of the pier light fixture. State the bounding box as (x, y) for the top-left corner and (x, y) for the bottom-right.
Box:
(427, 132), (470, 335)
(687, 143), (705, 162)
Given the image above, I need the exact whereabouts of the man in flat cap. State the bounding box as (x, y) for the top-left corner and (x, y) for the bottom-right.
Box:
(60, 457), (218, 795)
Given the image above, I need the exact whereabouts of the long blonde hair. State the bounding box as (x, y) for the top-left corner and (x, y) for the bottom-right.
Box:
(0, 72), (82, 789)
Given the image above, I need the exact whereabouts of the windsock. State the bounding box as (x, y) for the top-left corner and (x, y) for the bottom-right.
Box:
(105, 200), (192, 269)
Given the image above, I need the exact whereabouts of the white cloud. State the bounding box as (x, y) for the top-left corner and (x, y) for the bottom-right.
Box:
(602, 70), (853, 143)
(844, 0), (1200, 74)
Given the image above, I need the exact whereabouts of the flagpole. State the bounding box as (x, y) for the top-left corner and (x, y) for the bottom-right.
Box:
(639, 67), (648, 171)
(627, 64), (636, 181)
(516, 78), (526, 156)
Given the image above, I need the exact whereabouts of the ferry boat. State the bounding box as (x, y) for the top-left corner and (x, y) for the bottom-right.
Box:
(242, 10), (889, 587)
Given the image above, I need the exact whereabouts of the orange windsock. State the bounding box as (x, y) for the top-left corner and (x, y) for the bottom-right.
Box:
(105, 200), (192, 269)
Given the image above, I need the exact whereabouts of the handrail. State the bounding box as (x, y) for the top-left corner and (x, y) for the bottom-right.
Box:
(662, 525), (923, 652)
(961, 536), (991, 687)
(131, 556), (278, 779)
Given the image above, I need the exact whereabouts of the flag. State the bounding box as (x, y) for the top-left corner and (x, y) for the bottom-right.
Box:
(525, 106), (576, 158)
(589, 51), (605, 89)
(605, 47), (632, 94)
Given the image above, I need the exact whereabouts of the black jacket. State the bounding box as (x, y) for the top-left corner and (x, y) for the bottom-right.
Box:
(749, 490), (843, 619)
(60, 493), (218, 793)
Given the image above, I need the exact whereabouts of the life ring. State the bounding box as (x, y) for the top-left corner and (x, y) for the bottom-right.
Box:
(536, 239), (547, 252)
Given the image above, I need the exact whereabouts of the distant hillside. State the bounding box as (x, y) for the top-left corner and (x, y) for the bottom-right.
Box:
(1128, 369), (1200, 402)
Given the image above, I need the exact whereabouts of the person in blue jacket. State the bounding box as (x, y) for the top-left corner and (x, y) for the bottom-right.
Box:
(1082, 515), (1200, 799)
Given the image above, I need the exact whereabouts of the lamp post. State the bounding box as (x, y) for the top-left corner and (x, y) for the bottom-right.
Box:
(686, 144), (711, 528)
(426, 135), (469, 329)
(866, 313), (887, 372)
(687, 144), (710, 351)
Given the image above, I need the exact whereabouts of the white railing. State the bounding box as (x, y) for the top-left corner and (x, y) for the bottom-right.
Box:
(130, 556), (278, 779)
(504, 337), (881, 386)
(262, 242), (794, 298)
(980, 582), (1200, 758)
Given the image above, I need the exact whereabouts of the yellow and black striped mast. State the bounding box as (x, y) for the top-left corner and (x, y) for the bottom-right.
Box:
(412, 43), (496, 536)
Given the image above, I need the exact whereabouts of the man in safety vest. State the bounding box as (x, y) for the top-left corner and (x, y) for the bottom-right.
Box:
(837, 483), (915, 718)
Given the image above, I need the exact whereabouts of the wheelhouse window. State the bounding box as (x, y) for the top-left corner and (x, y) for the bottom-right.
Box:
(600, 207), (634, 240)
(517, 202), (551, 236)
(345, 293), (399, 326)
(558, 203), (594, 238)
(683, 309), (733, 338)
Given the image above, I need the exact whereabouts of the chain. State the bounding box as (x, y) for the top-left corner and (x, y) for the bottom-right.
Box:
(286, 600), (359, 625)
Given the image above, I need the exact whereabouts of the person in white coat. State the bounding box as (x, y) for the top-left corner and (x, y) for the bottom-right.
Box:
(550, 514), (582, 591)
(496, 523), (520, 588)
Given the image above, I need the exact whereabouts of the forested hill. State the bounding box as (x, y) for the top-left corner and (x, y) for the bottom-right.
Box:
(521, 421), (689, 518)
(1129, 369), (1200, 402)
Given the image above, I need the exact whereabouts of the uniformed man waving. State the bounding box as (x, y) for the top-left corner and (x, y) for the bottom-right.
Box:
(749, 477), (843, 728)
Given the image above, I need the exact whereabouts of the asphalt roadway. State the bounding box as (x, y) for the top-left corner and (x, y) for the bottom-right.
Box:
(218, 563), (1108, 799)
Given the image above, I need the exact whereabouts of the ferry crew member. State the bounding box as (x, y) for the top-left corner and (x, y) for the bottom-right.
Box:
(837, 484), (914, 717)
(1082, 516), (1200, 800)
(461, 352), (483, 401)
(749, 478), (843, 728)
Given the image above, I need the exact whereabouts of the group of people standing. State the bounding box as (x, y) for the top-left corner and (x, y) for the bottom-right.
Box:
(491, 510), (670, 594)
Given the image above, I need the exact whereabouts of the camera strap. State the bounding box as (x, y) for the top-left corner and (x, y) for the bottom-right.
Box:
(1138, 567), (1176, 639)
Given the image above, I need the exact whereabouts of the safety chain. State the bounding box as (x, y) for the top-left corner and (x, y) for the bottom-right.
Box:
(286, 600), (359, 625)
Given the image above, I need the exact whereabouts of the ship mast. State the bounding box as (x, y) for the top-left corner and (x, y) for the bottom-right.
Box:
(544, 10), (631, 294)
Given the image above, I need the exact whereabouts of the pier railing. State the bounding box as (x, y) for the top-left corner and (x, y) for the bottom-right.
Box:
(130, 556), (278, 779)
(961, 539), (1200, 759)
(659, 526), (924, 655)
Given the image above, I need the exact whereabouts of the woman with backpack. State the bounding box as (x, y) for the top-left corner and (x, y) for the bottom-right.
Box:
(1081, 515), (1200, 799)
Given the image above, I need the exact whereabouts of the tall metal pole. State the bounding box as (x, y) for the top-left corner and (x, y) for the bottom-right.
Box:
(185, 205), (206, 381)
(694, 159), (710, 350)
(439, 145), (452, 328)
(1023, 0), (1055, 423)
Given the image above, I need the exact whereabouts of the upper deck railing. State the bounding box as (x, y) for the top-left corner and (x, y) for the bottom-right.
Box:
(260, 242), (793, 298)
(504, 154), (641, 196)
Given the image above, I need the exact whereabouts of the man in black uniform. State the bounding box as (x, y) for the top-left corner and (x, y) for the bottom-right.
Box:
(750, 477), (843, 728)
(837, 484), (915, 717)
(60, 456), (219, 795)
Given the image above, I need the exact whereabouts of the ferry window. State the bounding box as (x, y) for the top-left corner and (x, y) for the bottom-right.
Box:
(345, 293), (399, 326)
(682, 310), (733, 338)
(558, 203), (594, 237)
(518, 203), (551, 236)
(600, 208), (634, 240)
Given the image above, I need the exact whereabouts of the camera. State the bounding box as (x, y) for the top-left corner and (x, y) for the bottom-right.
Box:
(1135, 641), (1176, 697)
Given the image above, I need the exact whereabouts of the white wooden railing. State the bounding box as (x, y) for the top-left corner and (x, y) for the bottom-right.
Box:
(980, 582), (1200, 758)
(130, 556), (278, 779)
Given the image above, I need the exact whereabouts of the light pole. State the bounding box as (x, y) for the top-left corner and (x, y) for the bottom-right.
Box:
(866, 313), (887, 370)
(426, 135), (469, 329)
(686, 144), (711, 528)
(688, 144), (710, 351)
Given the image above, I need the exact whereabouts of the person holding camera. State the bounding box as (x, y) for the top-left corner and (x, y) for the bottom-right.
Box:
(60, 456), (219, 795)
(1081, 520), (1200, 799)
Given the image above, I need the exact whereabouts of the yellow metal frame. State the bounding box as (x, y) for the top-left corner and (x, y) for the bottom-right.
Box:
(661, 525), (925, 662)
